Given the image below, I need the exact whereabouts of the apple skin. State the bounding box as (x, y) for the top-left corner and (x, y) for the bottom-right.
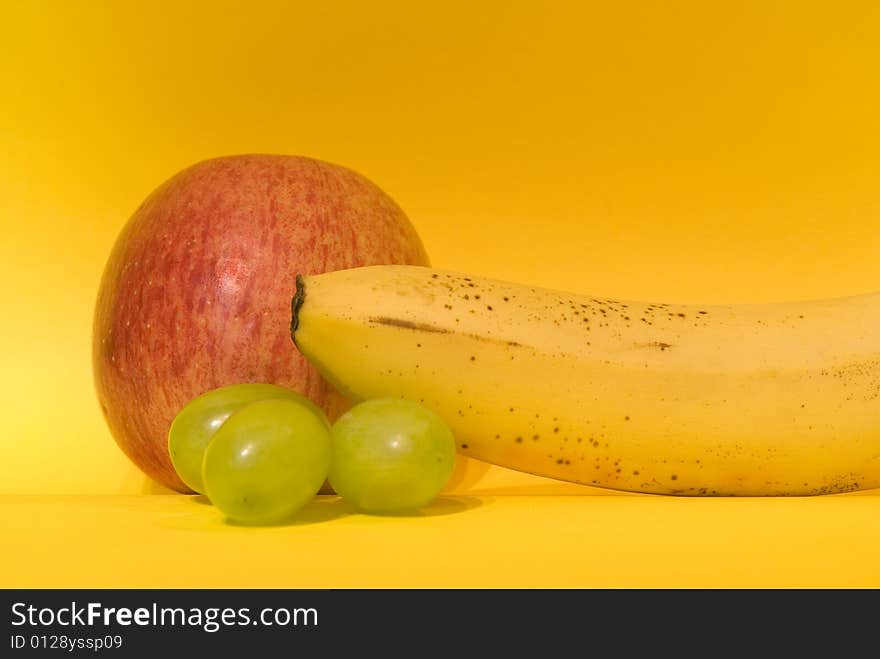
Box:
(93, 155), (429, 492)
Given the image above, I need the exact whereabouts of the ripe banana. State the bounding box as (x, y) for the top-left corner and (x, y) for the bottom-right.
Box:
(291, 265), (880, 496)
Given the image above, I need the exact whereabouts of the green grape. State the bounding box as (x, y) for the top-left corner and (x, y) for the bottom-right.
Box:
(329, 398), (456, 513)
(168, 383), (308, 493)
(202, 398), (331, 524)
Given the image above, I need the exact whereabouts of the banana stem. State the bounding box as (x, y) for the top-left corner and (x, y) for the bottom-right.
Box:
(290, 274), (306, 345)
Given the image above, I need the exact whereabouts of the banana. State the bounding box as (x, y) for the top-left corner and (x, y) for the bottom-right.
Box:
(290, 265), (880, 496)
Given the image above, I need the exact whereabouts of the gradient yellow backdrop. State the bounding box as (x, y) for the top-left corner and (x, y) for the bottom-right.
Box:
(2, 1), (880, 587)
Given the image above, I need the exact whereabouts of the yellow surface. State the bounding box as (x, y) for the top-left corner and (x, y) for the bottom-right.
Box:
(3, 491), (879, 588)
(2, 2), (880, 586)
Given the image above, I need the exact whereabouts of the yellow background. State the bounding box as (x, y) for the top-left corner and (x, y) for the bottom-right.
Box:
(2, 1), (879, 586)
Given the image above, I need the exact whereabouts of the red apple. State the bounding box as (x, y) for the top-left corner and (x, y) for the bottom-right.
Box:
(93, 154), (429, 491)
